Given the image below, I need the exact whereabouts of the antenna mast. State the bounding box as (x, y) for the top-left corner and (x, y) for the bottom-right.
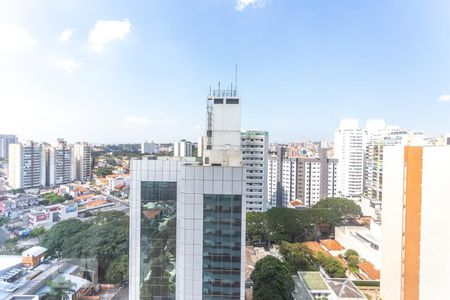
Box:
(235, 64), (238, 94)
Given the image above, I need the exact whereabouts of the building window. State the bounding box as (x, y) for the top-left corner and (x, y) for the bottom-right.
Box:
(226, 98), (239, 104)
(203, 194), (242, 299)
(140, 181), (177, 300)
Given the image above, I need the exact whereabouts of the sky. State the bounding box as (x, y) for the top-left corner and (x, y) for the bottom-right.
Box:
(0, 0), (449, 144)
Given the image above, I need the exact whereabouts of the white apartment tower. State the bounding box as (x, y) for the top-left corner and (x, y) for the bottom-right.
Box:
(174, 140), (193, 157)
(129, 84), (246, 300)
(74, 142), (92, 182)
(8, 141), (46, 189)
(46, 139), (76, 187)
(241, 130), (269, 212)
(267, 154), (278, 208)
(0, 134), (18, 159)
(334, 119), (364, 199)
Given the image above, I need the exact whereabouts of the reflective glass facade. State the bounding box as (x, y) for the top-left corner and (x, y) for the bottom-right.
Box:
(140, 181), (177, 300)
(203, 194), (242, 299)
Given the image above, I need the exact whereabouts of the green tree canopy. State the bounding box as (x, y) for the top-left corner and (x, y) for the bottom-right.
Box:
(251, 256), (294, 300)
(246, 212), (269, 242)
(313, 198), (362, 219)
(279, 241), (318, 274)
(106, 255), (129, 285)
(316, 253), (347, 278)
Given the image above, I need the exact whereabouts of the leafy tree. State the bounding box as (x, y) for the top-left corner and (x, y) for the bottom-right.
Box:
(42, 193), (66, 204)
(279, 241), (318, 273)
(41, 219), (92, 258)
(347, 255), (360, 273)
(107, 255), (129, 285)
(94, 210), (128, 225)
(345, 249), (359, 257)
(251, 256), (294, 300)
(313, 198), (362, 219)
(95, 167), (114, 177)
(316, 253), (347, 278)
(30, 227), (46, 242)
(40, 277), (75, 300)
(246, 212), (268, 243)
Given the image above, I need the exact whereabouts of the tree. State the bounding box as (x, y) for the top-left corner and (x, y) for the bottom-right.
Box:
(1, 237), (22, 255)
(279, 241), (317, 273)
(30, 227), (46, 242)
(95, 167), (114, 177)
(40, 277), (75, 300)
(347, 255), (360, 273)
(345, 249), (359, 257)
(251, 256), (294, 300)
(41, 219), (92, 258)
(313, 198), (362, 219)
(316, 253), (347, 278)
(246, 212), (268, 243)
(107, 255), (129, 285)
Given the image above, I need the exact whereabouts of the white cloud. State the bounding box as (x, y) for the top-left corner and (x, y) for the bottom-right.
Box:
(0, 24), (37, 53)
(124, 116), (153, 125)
(437, 94), (450, 102)
(235, 0), (267, 11)
(59, 28), (75, 43)
(88, 19), (132, 53)
(51, 57), (81, 73)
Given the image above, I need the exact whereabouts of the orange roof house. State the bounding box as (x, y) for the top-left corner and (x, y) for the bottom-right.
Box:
(357, 261), (380, 280)
(320, 239), (345, 251)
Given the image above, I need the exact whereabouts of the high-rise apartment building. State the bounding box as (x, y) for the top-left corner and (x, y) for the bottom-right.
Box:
(381, 145), (450, 300)
(280, 148), (338, 207)
(141, 141), (159, 155)
(334, 119), (364, 199)
(0, 134), (18, 159)
(174, 140), (193, 158)
(129, 85), (246, 300)
(267, 154), (278, 208)
(241, 130), (269, 212)
(46, 139), (76, 187)
(8, 141), (46, 189)
(267, 144), (287, 207)
(74, 142), (92, 182)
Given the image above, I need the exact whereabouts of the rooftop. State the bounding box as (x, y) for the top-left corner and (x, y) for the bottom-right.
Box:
(22, 246), (47, 257)
(299, 272), (329, 291)
(357, 261), (380, 280)
(320, 239), (345, 251)
(324, 278), (367, 299)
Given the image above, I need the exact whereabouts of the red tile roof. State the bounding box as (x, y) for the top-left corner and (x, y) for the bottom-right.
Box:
(320, 239), (345, 251)
(357, 261), (380, 280)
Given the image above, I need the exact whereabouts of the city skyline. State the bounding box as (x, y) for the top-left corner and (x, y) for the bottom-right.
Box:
(1, 0), (450, 143)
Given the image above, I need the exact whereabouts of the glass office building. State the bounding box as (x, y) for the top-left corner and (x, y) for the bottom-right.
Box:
(140, 181), (177, 300)
(203, 194), (242, 299)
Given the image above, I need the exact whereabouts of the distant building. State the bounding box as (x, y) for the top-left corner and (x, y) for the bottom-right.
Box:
(46, 139), (76, 187)
(381, 145), (450, 300)
(267, 144), (287, 207)
(279, 146), (338, 207)
(334, 119), (364, 199)
(241, 130), (269, 212)
(0, 134), (18, 160)
(74, 142), (92, 182)
(141, 141), (158, 154)
(8, 141), (46, 189)
(173, 139), (192, 157)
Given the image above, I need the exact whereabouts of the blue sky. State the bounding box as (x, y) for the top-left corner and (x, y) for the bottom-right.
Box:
(0, 0), (449, 143)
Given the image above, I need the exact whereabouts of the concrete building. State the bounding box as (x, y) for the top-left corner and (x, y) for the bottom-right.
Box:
(0, 135), (18, 160)
(141, 141), (159, 155)
(267, 153), (279, 208)
(8, 141), (46, 189)
(197, 136), (204, 158)
(174, 140), (193, 158)
(334, 119), (364, 199)
(279, 147), (338, 207)
(46, 139), (76, 187)
(74, 142), (92, 182)
(129, 84), (246, 300)
(267, 144), (287, 208)
(241, 130), (269, 212)
(380, 145), (450, 300)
